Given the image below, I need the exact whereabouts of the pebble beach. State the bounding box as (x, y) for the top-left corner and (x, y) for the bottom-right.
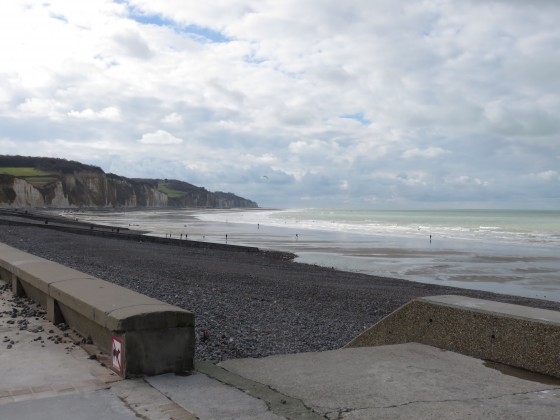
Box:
(2, 221), (560, 361)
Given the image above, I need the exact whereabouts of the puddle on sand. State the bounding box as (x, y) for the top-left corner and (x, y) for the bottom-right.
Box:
(483, 360), (560, 385)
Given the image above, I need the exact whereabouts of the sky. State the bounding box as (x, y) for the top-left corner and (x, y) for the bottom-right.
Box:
(0, 0), (559, 209)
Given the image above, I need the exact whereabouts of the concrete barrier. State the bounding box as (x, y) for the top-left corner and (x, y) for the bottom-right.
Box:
(0, 242), (194, 378)
(346, 295), (560, 378)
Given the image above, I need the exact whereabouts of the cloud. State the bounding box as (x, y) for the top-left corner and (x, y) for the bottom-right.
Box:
(138, 130), (183, 145)
(17, 98), (65, 119)
(402, 147), (448, 159)
(0, 0), (558, 208)
(68, 107), (121, 121)
(445, 176), (489, 188)
(162, 112), (183, 124)
(530, 171), (560, 182)
(112, 30), (153, 59)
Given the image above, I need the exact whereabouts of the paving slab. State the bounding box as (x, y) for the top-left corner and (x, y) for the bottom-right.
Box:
(0, 389), (138, 420)
(111, 378), (197, 420)
(147, 372), (285, 420)
(341, 388), (560, 420)
(0, 289), (114, 392)
(0, 280), (194, 420)
(0, 282), (137, 419)
(218, 343), (560, 419)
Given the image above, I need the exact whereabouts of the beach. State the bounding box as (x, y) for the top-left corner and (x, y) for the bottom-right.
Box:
(69, 208), (560, 301)
(1, 218), (560, 361)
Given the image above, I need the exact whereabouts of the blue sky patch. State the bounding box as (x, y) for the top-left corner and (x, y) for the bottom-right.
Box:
(126, 7), (230, 43)
(340, 113), (372, 125)
(49, 13), (68, 23)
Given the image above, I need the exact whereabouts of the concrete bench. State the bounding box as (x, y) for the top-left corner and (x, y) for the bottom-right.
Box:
(0, 242), (194, 378)
(346, 295), (560, 378)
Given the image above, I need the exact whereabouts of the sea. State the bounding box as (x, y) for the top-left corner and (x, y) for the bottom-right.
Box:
(68, 208), (560, 302)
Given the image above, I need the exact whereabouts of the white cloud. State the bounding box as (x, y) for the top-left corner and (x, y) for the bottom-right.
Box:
(68, 107), (120, 121)
(112, 30), (153, 59)
(402, 147), (448, 159)
(17, 98), (66, 119)
(138, 130), (183, 145)
(530, 171), (560, 182)
(445, 176), (489, 188)
(162, 112), (183, 124)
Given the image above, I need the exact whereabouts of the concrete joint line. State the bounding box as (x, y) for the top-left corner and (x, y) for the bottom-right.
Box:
(195, 361), (325, 420)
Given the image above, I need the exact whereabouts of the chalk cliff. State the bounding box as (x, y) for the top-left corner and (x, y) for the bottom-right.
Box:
(0, 156), (257, 209)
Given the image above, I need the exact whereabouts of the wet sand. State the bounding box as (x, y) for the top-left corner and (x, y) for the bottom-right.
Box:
(1, 219), (560, 361)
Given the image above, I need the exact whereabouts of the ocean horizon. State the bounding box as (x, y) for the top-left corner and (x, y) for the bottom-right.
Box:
(67, 208), (560, 302)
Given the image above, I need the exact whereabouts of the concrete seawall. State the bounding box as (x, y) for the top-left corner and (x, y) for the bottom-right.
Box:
(347, 295), (560, 378)
(0, 242), (194, 378)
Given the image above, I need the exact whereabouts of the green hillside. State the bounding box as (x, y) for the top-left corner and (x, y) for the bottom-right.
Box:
(0, 167), (50, 177)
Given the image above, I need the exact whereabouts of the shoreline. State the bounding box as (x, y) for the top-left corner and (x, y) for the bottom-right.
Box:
(5, 207), (560, 302)
(1, 219), (560, 361)
(66, 207), (560, 302)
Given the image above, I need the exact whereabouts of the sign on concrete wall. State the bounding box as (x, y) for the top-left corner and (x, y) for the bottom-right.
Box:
(112, 336), (123, 374)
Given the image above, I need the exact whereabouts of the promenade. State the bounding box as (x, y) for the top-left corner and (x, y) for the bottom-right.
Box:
(2, 280), (559, 420)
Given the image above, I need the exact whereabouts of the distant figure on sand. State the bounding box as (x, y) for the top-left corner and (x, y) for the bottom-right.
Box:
(296, 233), (299, 240)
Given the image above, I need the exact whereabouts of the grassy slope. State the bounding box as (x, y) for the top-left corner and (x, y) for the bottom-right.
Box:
(0, 167), (50, 177)
(157, 183), (186, 198)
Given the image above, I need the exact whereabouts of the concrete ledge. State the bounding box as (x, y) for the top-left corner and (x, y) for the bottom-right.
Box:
(346, 295), (560, 378)
(0, 242), (194, 378)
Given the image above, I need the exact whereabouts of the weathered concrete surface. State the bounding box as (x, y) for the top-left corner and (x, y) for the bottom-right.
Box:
(0, 390), (139, 420)
(219, 343), (560, 419)
(0, 282), (196, 420)
(0, 285), (116, 393)
(0, 241), (195, 377)
(195, 361), (323, 419)
(147, 372), (286, 420)
(111, 379), (197, 420)
(4, 280), (560, 419)
(346, 295), (560, 378)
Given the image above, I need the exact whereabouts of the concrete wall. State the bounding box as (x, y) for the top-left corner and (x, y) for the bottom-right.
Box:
(346, 295), (560, 378)
(0, 242), (195, 378)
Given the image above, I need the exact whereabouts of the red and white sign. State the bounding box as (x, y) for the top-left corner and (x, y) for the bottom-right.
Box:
(112, 336), (123, 374)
